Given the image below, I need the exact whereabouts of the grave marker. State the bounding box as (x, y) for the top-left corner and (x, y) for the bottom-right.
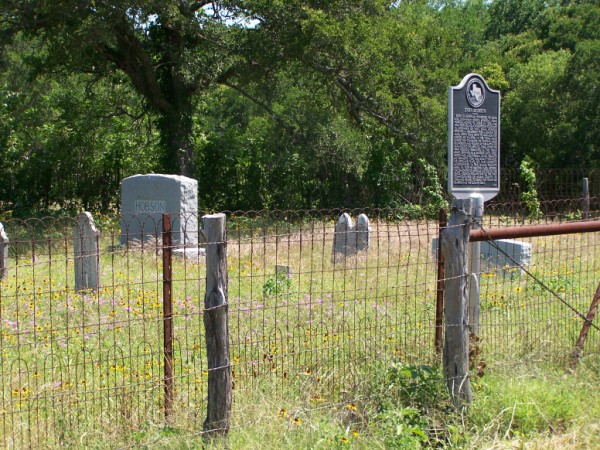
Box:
(333, 213), (371, 260)
(74, 212), (100, 291)
(432, 237), (531, 273)
(333, 213), (355, 259)
(121, 174), (198, 246)
(356, 214), (371, 251)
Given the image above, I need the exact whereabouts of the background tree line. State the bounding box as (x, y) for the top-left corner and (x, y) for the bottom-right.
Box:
(0, 0), (598, 215)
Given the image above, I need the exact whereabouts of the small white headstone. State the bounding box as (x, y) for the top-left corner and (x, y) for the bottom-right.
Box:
(74, 212), (100, 291)
(0, 222), (8, 279)
(120, 174), (198, 246)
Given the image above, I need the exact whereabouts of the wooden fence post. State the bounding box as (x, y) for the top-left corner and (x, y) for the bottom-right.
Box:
(203, 213), (231, 437)
(442, 198), (473, 408)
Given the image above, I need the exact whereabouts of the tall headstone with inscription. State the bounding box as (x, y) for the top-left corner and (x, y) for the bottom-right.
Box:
(448, 73), (500, 201)
(120, 174), (198, 246)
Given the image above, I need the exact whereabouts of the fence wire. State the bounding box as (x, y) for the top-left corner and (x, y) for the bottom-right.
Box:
(0, 205), (598, 447)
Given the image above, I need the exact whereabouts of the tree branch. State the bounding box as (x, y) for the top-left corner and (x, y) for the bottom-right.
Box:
(309, 62), (417, 144)
(223, 81), (305, 145)
(91, 19), (173, 115)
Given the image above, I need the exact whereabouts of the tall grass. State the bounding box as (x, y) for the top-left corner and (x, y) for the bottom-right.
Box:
(0, 215), (598, 447)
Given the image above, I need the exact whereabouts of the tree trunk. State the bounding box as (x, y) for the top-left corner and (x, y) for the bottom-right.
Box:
(157, 84), (195, 177)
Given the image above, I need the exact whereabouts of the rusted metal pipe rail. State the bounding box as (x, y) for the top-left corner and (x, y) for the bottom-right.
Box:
(469, 218), (600, 366)
(470, 220), (600, 242)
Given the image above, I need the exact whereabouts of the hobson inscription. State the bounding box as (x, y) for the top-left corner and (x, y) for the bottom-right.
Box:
(448, 73), (500, 201)
(134, 200), (166, 213)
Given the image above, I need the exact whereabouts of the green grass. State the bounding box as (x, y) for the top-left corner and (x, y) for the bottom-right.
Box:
(36, 356), (597, 449)
(0, 217), (598, 447)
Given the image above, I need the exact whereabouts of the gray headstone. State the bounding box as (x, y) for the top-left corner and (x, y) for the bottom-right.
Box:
(431, 237), (531, 273)
(120, 174), (198, 246)
(0, 222), (8, 280)
(333, 213), (356, 260)
(480, 239), (532, 273)
(275, 264), (292, 278)
(173, 247), (206, 260)
(356, 214), (371, 251)
(74, 212), (100, 291)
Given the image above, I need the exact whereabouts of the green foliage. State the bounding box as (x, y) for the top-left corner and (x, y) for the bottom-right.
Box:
(370, 363), (450, 448)
(262, 272), (293, 297)
(416, 158), (448, 219)
(486, 0), (547, 40)
(503, 49), (572, 167)
(469, 362), (600, 441)
(0, 34), (159, 213)
(519, 158), (542, 217)
(495, 1), (600, 169)
(476, 63), (510, 92)
(2, 0), (600, 212)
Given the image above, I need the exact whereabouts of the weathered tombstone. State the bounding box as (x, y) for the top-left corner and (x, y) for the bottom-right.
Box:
(333, 213), (356, 260)
(356, 214), (371, 251)
(120, 174), (198, 246)
(432, 237), (531, 274)
(481, 239), (532, 274)
(74, 212), (100, 291)
(332, 213), (371, 260)
(0, 221), (8, 280)
(173, 247), (206, 260)
(275, 264), (292, 278)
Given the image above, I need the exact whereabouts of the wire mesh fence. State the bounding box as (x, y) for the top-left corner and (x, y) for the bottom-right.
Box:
(0, 203), (598, 447)
(491, 168), (600, 203)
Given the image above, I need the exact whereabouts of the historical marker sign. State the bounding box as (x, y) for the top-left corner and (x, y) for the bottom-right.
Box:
(448, 73), (500, 201)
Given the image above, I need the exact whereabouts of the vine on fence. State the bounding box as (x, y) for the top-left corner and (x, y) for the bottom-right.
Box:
(519, 158), (542, 218)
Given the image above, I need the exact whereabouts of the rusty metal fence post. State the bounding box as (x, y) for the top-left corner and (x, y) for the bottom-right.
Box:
(162, 214), (174, 421)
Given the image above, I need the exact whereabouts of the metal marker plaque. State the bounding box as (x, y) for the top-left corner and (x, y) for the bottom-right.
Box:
(448, 73), (500, 201)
